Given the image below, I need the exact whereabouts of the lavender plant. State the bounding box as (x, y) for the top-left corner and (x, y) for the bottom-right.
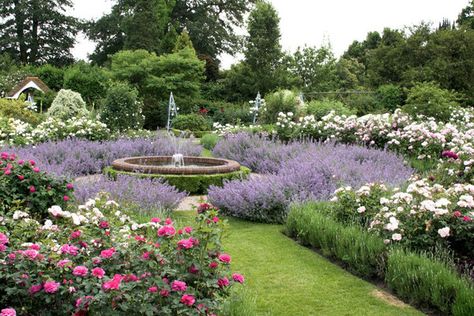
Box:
(74, 175), (186, 213)
(209, 134), (412, 223)
(3, 136), (202, 178)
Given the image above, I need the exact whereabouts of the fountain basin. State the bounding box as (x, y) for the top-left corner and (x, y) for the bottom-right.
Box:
(111, 156), (242, 175)
(106, 156), (250, 194)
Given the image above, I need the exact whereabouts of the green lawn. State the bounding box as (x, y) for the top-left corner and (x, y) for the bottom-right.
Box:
(173, 212), (423, 316)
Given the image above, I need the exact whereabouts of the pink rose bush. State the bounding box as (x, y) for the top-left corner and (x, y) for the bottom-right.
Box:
(0, 152), (73, 219)
(0, 199), (244, 315)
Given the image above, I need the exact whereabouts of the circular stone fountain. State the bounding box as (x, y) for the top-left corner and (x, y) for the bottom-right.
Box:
(106, 156), (249, 194)
(111, 156), (242, 175)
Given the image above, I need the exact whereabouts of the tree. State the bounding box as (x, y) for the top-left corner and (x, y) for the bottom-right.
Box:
(244, 0), (283, 94)
(0, 0), (79, 65)
(457, 0), (474, 29)
(87, 0), (254, 66)
(290, 45), (338, 93)
(63, 62), (109, 105)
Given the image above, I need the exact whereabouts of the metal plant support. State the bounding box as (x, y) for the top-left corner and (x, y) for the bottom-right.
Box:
(166, 92), (178, 132)
(250, 92), (264, 125)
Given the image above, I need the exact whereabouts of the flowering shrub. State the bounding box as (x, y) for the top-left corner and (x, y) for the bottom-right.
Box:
(0, 198), (244, 315)
(332, 179), (474, 259)
(47, 89), (89, 120)
(74, 175), (186, 213)
(5, 136), (202, 178)
(0, 152), (73, 218)
(209, 135), (412, 223)
(0, 116), (110, 146)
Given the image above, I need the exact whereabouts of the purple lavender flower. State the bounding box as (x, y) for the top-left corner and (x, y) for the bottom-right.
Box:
(74, 175), (186, 212)
(209, 134), (413, 223)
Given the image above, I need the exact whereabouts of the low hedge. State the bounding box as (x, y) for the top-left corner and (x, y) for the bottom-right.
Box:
(285, 202), (386, 278)
(200, 133), (221, 150)
(171, 128), (210, 138)
(104, 166), (251, 194)
(386, 249), (474, 316)
(286, 201), (474, 315)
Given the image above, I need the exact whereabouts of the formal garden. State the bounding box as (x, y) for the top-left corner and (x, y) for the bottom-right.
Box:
(1, 0), (474, 315)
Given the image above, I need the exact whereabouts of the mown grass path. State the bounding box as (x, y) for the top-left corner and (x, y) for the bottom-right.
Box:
(175, 212), (423, 316)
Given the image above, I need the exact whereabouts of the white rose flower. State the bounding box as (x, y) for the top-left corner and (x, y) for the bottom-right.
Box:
(437, 227), (450, 238)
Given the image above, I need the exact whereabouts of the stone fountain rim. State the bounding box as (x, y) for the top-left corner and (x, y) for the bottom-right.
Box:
(111, 156), (242, 175)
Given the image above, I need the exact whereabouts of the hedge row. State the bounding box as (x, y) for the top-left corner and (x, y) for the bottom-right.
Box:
(284, 202), (474, 316)
(103, 166), (251, 194)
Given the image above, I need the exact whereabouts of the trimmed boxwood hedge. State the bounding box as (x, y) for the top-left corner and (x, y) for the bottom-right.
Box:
(171, 128), (209, 138)
(104, 166), (250, 194)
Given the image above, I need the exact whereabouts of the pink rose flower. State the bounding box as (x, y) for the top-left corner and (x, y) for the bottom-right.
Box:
(43, 281), (60, 293)
(165, 218), (173, 225)
(23, 249), (39, 260)
(100, 248), (116, 259)
(66, 183), (74, 190)
(463, 216), (471, 222)
(102, 274), (123, 291)
(232, 273), (245, 284)
(157, 225), (176, 237)
(72, 266), (89, 277)
(184, 226), (193, 234)
(188, 265), (199, 274)
(33, 167), (40, 173)
(4, 169), (11, 175)
(180, 294), (195, 306)
(70, 230), (82, 239)
(453, 210), (462, 217)
(177, 238), (194, 249)
(63, 195), (70, 202)
(148, 286), (158, 293)
(0, 233), (8, 245)
(218, 253), (231, 263)
(150, 217), (161, 223)
(209, 261), (218, 269)
(61, 244), (79, 256)
(29, 160), (36, 166)
(171, 280), (187, 292)
(160, 289), (170, 297)
(18, 159), (24, 165)
(17, 175), (24, 181)
(29, 244), (40, 250)
(76, 295), (94, 309)
(29, 284), (43, 295)
(0, 244), (7, 252)
(212, 216), (219, 223)
(99, 221), (109, 229)
(0, 308), (16, 316)
(217, 277), (230, 288)
(57, 259), (71, 268)
(92, 267), (105, 279)
(29, 186), (36, 193)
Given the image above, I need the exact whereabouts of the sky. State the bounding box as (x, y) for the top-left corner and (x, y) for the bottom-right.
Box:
(71, 0), (470, 68)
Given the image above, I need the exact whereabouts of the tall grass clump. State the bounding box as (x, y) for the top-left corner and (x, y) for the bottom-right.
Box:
(386, 248), (474, 315)
(285, 202), (387, 278)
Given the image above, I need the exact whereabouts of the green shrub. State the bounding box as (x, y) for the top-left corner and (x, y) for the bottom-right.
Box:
(285, 202), (386, 278)
(402, 82), (460, 121)
(47, 89), (89, 120)
(200, 133), (220, 150)
(100, 82), (143, 132)
(63, 62), (109, 105)
(143, 99), (168, 129)
(172, 113), (212, 131)
(386, 248), (474, 315)
(34, 90), (57, 113)
(375, 84), (404, 112)
(305, 99), (355, 120)
(342, 91), (382, 116)
(32, 64), (64, 91)
(0, 98), (42, 125)
(261, 90), (300, 124)
(104, 166), (251, 194)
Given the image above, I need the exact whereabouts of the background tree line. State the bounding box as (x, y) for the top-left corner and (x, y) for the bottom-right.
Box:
(1, 0), (474, 127)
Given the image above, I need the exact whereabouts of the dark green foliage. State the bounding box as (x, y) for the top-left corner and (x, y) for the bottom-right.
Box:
(386, 249), (474, 315)
(305, 99), (355, 120)
(343, 91), (381, 116)
(32, 64), (64, 91)
(457, 0), (474, 29)
(200, 134), (221, 150)
(100, 82), (143, 132)
(285, 202), (387, 278)
(375, 84), (404, 112)
(290, 45), (338, 93)
(63, 62), (109, 105)
(143, 99), (168, 130)
(261, 90), (299, 124)
(172, 113), (212, 131)
(104, 166), (251, 194)
(402, 82), (460, 121)
(0, 0), (78, 65)
(34, 90), (56, 113)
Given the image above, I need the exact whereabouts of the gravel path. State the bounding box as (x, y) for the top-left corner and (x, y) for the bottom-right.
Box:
(175, 195), (207, 211)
